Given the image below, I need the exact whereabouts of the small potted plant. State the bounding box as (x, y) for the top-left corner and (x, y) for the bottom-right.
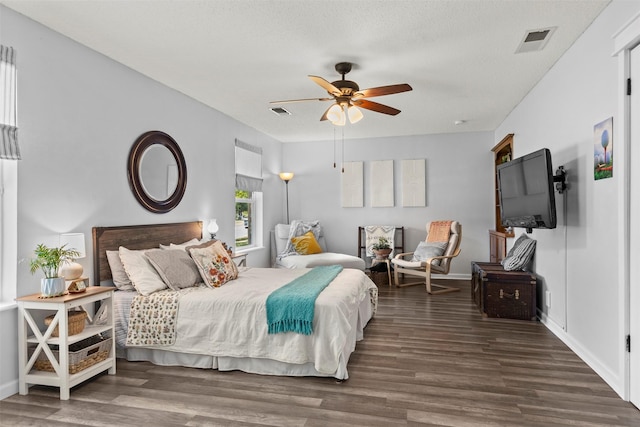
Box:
(372, 237), (392, 260)
(30, 244), (80, 297)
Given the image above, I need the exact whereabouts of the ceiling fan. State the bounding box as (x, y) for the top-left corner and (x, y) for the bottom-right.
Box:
(270, 62), (412, 126)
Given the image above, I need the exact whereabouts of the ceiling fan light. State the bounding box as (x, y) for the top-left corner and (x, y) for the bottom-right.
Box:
(348, 105), (363, 124)
(326, 104), (343, 123)
(332, 111), (346, 126)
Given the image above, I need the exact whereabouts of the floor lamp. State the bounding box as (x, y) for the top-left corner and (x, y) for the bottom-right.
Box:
(279, 172), (294, 224)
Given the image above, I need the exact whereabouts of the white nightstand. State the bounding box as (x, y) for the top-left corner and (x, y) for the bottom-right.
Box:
(232, 253), (247, 267)
(16, 286), (116, 400)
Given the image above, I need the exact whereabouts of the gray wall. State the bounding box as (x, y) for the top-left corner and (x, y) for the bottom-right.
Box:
(494, 0), (640, 396)
(282, 132), (495, 274)
(0, 6), (284, 399)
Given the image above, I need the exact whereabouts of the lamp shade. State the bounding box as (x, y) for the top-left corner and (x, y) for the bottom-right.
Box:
(327, 104), (346, 126)
(279, 172), (294, 182)
(207, 219), (219, 235)
(348, 105), (363, 124)
(59, 232), (85, 280)
(59, 233), (86, 258)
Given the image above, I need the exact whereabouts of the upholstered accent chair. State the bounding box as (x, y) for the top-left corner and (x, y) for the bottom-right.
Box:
(271, 223), (365, 270)
(391, 221), (462, 294)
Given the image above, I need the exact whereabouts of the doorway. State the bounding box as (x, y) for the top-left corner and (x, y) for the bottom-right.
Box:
(630, 43), (640, 408)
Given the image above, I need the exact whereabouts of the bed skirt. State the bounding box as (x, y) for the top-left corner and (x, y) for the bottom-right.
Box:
(116, 287), (374, 380)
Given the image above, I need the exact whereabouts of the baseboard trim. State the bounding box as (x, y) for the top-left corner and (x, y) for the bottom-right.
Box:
(0, 378), (18, 401)
(432, 273), (471, 281)
(539, 311), (624, 399)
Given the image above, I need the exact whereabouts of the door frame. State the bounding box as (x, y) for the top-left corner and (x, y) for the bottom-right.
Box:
(613, 10), (640, 404)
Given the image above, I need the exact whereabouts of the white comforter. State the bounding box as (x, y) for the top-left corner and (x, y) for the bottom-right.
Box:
(136, 267), (376, 375)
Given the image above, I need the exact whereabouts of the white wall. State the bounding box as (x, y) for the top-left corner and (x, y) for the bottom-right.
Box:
(0, 6), (284, 399)
(282, 131), (495, 274)
(494, 0), (640, 397)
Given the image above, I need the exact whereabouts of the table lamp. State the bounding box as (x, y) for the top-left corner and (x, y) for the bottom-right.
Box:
(59, 232), (86, 280)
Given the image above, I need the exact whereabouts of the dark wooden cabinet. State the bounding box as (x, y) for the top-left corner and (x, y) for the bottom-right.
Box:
(490, 134), (514, 262)
(489, 230), (507, 263)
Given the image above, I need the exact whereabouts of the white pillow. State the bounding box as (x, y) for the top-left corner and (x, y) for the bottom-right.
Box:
(159, 238), (201, 251)
(118, 246), (167, 295)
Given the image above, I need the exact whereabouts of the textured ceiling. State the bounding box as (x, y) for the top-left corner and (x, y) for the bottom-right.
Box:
(1, 0), (610, 142)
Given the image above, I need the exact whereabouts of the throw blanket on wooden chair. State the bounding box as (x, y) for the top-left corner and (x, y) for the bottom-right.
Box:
(364, 225), (395, 257)
(266, 265), (343, 335)
(427, 221), (453, 243)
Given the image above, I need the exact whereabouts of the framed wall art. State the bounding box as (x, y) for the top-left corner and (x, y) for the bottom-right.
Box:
(401, 159), (426, 207)
(341, 161), (363, 207)
(594, 116), (613, 180)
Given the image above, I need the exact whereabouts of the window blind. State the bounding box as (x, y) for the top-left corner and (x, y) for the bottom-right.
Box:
(235, 139), (262, 192)
(0, 45), (20, 160)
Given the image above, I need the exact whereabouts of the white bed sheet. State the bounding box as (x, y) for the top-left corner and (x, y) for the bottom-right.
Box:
(113, 267), (376, 379)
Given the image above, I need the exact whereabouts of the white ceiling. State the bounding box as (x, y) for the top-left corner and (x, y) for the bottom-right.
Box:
(1, 0), (609, 143)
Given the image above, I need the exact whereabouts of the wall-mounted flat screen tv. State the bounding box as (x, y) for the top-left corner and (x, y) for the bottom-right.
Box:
(497, 148), (556, 232)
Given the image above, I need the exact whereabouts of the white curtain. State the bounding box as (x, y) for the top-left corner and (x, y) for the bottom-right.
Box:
(0, 45), (20, 160)
(235, 139), (262, 191)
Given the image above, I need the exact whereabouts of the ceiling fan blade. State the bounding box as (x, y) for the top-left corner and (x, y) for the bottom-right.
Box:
(352, 99), (401, 116)
(309, 75), (342, 97)
(319, 104), (332, 121)
(270, 97), (333, 104)
(353, 83), (412, 98)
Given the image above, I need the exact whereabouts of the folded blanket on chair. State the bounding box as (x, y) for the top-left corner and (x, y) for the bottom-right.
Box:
(364, 225), (395, 257)
(266, 265), (343, 335)
(427, 221), (453, 243)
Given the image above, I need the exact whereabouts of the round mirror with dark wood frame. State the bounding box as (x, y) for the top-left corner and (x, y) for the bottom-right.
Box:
(127, 130), (187, 213)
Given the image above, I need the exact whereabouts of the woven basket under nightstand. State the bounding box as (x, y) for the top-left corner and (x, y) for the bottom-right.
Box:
(30, 335), (112, 374)
(44, 310), (87, 337)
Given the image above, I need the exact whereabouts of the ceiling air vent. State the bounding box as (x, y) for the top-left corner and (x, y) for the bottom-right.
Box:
(270, 107), (291, 116)
(515, 27), (556, 53)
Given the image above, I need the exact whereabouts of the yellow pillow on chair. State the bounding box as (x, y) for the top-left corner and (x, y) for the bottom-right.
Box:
(291, 231), (323, 255)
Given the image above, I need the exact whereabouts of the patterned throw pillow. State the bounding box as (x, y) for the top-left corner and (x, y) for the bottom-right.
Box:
(188, 240), (239, 288)
(291, 231), (323, 255)
(502, 234), (536, 271)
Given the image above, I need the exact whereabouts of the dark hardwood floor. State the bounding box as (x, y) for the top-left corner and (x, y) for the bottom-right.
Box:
(2, 280), (639, 426)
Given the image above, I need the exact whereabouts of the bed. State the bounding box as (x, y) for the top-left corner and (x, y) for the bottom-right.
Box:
(92, 221), (377, 380)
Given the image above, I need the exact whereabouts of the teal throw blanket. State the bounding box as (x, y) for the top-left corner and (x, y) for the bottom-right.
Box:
(266, 265), (343, 335)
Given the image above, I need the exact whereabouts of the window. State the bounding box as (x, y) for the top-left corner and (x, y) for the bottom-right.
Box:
(234, 140), (263, 251)
(0, 45), (19, 304)
(235, 190), (254, 248)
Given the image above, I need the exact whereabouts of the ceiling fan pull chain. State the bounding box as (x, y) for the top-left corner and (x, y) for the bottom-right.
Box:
(333, 127), (337, 169)
(341, 128), (345, 173)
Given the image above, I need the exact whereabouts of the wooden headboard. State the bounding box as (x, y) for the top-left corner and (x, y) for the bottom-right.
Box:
(92, 221), (203, 285)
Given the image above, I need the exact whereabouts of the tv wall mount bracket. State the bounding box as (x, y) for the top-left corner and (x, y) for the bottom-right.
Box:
(554, 166), (567, 194)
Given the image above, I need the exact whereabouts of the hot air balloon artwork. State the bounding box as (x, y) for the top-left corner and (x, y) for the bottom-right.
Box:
(594, 116), (613, 180)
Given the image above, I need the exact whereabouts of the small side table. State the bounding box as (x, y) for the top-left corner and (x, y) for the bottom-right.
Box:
(16, 286), (116, 400)
(370, 258), (393, 286)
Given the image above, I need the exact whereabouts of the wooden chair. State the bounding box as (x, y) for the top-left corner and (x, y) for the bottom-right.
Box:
(358, 226), (405, 286)
(391, 221), (462, 294)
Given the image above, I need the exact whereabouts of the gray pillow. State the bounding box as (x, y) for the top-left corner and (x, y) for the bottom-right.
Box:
(412, 241), (448, 264)
(505, 233), (529, 259)
(145, 249), (203, 290)
(502, 235), (536, 271)
(106, 250), (135, 291)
